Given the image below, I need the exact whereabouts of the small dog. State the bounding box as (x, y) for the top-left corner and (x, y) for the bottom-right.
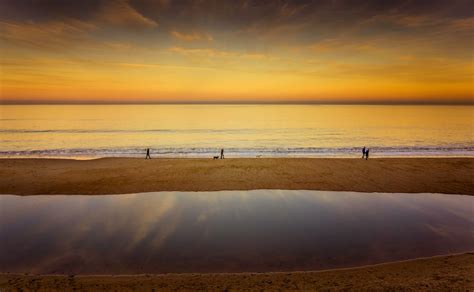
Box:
(213, 156), (219, 159)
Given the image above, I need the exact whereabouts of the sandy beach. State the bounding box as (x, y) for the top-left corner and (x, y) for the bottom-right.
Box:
(0, 157), (472, 195)
(1, 253), (472, 291)
(1, 157), (472, 290)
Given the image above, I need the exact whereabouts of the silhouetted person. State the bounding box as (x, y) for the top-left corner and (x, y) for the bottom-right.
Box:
(362, 147), (366, 159)
(220, 148), (224, 159)
(365, 148), (369, 160)
(145, 148), (151, 159)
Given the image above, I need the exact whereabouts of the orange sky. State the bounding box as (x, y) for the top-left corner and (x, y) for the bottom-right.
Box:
(0, 0), (473, 104)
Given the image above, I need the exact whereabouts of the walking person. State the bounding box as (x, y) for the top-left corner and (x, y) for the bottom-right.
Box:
(365, 148), (369, 160)
(362, 146), (366, 159)
(145, 148), (151, 159)
(220, 148), (224, 159)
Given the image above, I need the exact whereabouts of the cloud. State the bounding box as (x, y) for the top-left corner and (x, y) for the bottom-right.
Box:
(0, 0), (103, 22)
(169, 46), (234, 58)
(447, 17), (474, 31)
(168, 46), (268, 61)
(0, 19), (97, 50)
(97, 0), (158, 28)
(0, 0), (159, 51)
(0, 0), (158, 29)
(1, 0), (472, 103)
(170, 30), (213, 42)
(307, 38), (382, 54)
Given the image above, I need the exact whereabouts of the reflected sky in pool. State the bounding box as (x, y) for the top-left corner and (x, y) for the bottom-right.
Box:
(0, 190), (473, 274)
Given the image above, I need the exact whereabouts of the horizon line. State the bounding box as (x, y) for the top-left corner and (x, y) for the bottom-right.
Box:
(1, 100), (473, 106)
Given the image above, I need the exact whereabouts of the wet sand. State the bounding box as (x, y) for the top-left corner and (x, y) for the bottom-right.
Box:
(0, 157), (472, 195)
(1, 253), (472, 291)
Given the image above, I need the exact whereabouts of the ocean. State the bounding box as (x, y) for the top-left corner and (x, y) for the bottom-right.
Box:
(0, 104), (472, 158)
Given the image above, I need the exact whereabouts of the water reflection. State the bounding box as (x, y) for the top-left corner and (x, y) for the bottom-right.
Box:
(0, 191), (473, 274)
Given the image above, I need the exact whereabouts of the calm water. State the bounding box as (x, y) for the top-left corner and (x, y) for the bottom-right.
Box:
(0, 105), (473, 158)
(0, 190), (473, 274)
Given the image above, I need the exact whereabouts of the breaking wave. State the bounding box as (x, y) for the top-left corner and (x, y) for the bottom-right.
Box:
(1, 146), (473, 159)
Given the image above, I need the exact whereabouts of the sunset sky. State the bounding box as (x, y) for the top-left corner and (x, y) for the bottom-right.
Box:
(0, 0), (472, 104)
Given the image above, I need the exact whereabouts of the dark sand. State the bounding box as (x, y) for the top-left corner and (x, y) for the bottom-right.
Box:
(1, 253), (472, 291)
(0, 158), (472, 195)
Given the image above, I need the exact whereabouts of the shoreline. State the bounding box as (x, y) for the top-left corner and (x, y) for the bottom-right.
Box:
(1, 157), (473, 195)
(2, 251), (471, 276)
(1, 153), (474, 160)
(2, 156), (474, 161)
(1, 253), (472, 290)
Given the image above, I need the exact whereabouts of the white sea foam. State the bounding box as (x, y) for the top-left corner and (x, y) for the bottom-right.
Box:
(1, 146), (473, 159)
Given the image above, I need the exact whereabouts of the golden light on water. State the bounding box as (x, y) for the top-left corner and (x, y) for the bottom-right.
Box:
(1, 104), (472, 153)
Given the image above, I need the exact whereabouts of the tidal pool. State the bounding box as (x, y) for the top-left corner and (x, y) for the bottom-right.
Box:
(0, 190), (473, 274)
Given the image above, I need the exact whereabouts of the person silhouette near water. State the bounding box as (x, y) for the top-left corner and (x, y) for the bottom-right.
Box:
(362, 147), (366, 159)
(365, 148), (370, 160)
(220, 149), (224, 159)
(145, 148), (151, 159)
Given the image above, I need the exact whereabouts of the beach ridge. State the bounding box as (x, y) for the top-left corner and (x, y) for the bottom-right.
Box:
(0, 157), (472, 195)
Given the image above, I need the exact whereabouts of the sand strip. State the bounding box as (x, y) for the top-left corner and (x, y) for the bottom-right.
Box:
(1, 253), (472, 290)
(0, 158), (472, 195)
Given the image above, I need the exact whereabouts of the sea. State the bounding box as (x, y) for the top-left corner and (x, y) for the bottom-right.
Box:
(0, 104), (472, 159)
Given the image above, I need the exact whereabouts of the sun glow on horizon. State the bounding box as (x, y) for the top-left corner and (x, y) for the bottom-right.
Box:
(0, 0), (473, 104)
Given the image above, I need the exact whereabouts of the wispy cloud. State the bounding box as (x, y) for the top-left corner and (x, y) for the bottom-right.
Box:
(0, 19), (97, 50)
(0, 0), (158, 51)
(168, 46), (268, 61)
(171, 30), (213, 42)
(97, 0), (158, 29)
(447, 17), (474, 31)
(168, 46), (233, 57)
(307, 38), (382, 54)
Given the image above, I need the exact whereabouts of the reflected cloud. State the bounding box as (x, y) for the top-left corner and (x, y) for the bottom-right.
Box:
(1, 191), (472, 274)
